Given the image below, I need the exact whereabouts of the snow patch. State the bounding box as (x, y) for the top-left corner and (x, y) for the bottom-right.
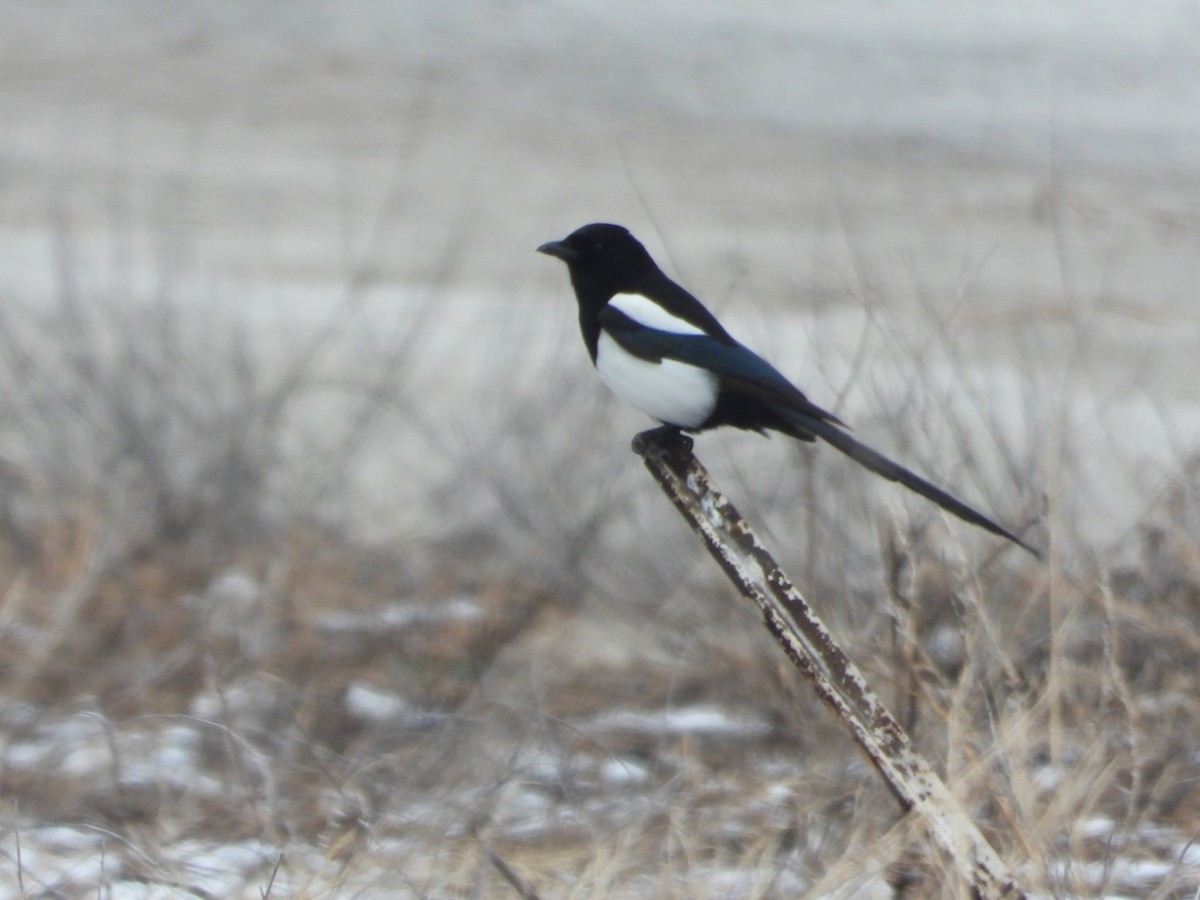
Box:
(578, 704), (771, 738)
(317, 596), (482, 635)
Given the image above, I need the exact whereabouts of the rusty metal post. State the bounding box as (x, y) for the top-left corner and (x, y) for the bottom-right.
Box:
(632, 427), (1024, 900)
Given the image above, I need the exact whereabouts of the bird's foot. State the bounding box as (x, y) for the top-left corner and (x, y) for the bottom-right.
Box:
(632, 425), (694, 456)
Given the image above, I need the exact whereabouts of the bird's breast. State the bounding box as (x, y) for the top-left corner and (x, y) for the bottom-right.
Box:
(595, 333), (717, 429)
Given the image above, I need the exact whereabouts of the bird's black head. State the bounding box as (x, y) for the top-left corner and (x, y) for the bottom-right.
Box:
(537, 223), (659, 299)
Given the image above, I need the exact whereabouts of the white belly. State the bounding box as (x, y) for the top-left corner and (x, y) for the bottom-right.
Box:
(595, 332), (717, 428)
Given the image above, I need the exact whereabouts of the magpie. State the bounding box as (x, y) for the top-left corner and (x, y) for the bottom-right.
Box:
(538, 222), (1038, 558)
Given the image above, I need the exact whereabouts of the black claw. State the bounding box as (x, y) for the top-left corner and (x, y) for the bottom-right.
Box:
(632, 425), (692, 456)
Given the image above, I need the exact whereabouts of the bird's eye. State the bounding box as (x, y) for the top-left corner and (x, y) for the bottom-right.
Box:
(591, 242), (605, 255)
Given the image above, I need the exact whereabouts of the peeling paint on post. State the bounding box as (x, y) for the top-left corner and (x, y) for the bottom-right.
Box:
(632, 428), (1025, 900)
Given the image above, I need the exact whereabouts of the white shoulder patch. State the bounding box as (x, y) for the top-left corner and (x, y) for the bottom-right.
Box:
(608, 293), (705, 335)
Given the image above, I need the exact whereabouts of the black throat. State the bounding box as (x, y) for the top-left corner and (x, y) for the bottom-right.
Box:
(572, 276), (610, 363)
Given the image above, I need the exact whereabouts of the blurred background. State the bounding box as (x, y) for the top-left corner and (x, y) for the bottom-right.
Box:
(1, 2), (1198, 896)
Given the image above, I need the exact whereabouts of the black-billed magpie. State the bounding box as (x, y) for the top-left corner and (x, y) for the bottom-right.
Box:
(538, 222), (1038, 558)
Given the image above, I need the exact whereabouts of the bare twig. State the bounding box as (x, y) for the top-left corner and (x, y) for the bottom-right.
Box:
(488, 850), (542, 900)
(632, 427), (1025, 899)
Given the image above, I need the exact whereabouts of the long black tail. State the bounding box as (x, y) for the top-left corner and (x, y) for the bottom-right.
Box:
(791, 415), (1039, 558)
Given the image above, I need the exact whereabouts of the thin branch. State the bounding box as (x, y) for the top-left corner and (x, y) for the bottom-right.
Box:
(633, 426), (1025, 900)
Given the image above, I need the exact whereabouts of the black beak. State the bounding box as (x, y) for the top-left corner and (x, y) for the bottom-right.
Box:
(536, 239), (580, 262)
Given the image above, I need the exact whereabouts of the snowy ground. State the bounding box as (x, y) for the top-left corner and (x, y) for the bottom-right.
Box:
(5, 563), (1200, 897)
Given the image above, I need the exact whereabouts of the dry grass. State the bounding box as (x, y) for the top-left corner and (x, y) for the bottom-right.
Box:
(4, 501), (1199, 898)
